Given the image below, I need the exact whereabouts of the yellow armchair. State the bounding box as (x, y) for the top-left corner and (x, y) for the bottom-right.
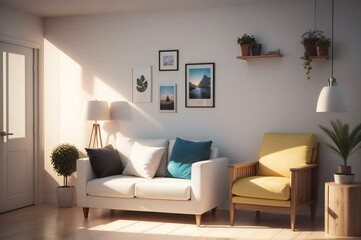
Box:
(228, 133), (318, 231)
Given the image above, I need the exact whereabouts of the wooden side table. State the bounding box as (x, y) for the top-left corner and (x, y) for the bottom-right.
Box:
(325, 182), (361, 236)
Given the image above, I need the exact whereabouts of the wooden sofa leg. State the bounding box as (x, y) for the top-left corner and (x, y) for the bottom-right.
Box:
(195, 214), (202, 227)
(290, 211), (296, 231)
(230, 203), (235, 226)
(83, 207), (89, 218)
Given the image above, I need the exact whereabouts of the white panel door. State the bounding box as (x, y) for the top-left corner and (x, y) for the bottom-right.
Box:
(0, 42), (34, 213)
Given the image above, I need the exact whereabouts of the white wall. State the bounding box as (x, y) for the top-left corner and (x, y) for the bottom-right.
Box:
(43, 0), (361, 212)
(0, 4), (44, 202)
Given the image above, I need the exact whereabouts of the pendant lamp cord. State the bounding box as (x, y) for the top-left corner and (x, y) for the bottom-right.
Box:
(331, 0), (334, 78)
(314, 0), (317, 30)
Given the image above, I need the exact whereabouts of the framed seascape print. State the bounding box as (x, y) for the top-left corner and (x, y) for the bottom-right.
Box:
(159, 84), (176, 113)
(132, 65), (152, 103)
(185, 63), (215, 108)
(159, 50), (179, 71)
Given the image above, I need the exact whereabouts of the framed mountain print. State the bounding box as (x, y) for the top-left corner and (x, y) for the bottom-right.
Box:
(185, 63), (215, 108)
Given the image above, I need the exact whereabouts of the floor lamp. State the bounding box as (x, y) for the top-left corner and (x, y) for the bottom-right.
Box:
(85, 100), (109, 148)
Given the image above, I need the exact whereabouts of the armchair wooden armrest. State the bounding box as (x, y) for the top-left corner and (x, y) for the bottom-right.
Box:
(290, 163), (319, 218)
(228, 161), (258, 185)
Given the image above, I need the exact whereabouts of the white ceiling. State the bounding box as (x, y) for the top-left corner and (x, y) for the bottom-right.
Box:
(0, 0), (255, 18)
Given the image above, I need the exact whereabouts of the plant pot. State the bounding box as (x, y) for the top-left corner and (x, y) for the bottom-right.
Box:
(303, 38), (318, 56)
(251, 43), (262, 56)
(56, 186), (75, 208)
(334, 173), (355, 184)
(240, 44), (251, 56)
(338, 165), (352, 175)
(317, 46), (329, 56)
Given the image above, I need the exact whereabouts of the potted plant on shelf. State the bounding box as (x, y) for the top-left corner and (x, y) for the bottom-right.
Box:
(237, 34), (256, 56)
(51, 143), (79, 207)
(319, 119), (361, 184)
(301, 29), (323, 80)
(316, 37), (331, 57)
(251, 41), (262, 56)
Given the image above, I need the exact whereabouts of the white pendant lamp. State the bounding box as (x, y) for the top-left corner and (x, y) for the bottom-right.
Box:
(316, 0), (349, 112)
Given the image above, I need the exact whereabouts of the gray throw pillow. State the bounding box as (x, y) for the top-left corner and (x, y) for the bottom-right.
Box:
(85, 144), (123, 178)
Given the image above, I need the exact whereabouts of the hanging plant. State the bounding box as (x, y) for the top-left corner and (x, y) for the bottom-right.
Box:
(301, 29), (325, 80)
(303, 51), (312, 80)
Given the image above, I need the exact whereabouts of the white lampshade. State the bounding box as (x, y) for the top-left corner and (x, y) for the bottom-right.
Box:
(85, 100), (110, 121)
(316, 84), (349, 112)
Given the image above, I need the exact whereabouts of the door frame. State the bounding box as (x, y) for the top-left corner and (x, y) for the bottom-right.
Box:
(0, 34), (41, 204)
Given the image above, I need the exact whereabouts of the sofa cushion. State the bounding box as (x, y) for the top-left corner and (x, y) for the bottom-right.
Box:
(166, 138), (212, 180)
(258, 133), (316, 177)
(116, 138), (169, 177)
(135, 177), (191, 200)
(87, 175), (145, 198)
(232, 176), (291, 201)
(122, 142), (165, 179)
(85, 144), (123, 178)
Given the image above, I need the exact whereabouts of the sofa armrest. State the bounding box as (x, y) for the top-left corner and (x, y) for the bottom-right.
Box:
(76, 157), (96, 207)
(191, 157), (229, 213)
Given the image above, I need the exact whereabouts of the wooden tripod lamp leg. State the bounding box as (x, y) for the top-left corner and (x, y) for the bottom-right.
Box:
(88, 123), (103, 148)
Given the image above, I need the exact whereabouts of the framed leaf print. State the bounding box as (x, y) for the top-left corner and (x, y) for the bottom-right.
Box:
(132, 65), (152, 103)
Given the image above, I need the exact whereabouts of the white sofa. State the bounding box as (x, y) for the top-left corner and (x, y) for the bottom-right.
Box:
(77, 138), (229, 226)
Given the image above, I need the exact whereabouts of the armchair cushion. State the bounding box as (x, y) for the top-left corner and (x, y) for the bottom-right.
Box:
(258, 133), (316, 177)
(232, 176), (291, 201)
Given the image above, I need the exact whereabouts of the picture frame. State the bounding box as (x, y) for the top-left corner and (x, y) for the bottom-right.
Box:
(159, 84), (177, 113)
(132, 65), (152, 103)
(159, 50), (179, 71)
(185, 63), (215, 108)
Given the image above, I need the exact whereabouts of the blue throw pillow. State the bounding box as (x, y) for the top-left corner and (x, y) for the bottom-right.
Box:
(166, 137), (212, 179)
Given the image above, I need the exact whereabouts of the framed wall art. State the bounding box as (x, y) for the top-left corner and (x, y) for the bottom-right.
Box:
(159, 84), (177, 113)
(185, 63), (215, 108)
(132, 65), (152, 103)
(159, 50), (179, 71)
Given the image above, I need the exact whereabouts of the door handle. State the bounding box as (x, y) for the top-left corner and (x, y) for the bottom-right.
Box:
(0, 131), (14, 137)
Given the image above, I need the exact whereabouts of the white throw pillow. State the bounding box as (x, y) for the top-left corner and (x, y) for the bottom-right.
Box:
(122, 141), (165, 179)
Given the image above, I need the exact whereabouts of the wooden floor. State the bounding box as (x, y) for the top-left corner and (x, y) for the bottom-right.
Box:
(0, 204), (359, 240)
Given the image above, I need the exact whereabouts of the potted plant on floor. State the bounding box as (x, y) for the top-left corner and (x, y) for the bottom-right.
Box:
(316, 37), (331, 56)
(301, 29), (323, 79)
(237, 34), (256, 56)
(51, 143), (79, 207)
(319, 120), (361, 184)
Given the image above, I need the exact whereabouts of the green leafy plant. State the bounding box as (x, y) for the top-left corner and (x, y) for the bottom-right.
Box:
(301, 29), (323, 45)
(301, 29), (324, 80)
(316, 37), (331, 47)
(319, 120), (361, 166)
(50, 143), (79, 187)
(136, 75), (148, 92)
(303, 51), (312, 80)
(237, 34), (256, 45)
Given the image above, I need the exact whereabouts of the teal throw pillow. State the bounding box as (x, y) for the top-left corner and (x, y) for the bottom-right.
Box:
(166, 137), (212, 179)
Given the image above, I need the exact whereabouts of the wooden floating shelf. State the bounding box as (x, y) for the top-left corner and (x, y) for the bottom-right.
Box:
(300, 56), (329, 60)
(236, 54), (283, 60)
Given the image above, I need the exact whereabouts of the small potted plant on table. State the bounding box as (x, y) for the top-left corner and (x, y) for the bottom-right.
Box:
(237, 34), (256, 56)
(51, 143), (79, 207)
(319, 120), (361, 184)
